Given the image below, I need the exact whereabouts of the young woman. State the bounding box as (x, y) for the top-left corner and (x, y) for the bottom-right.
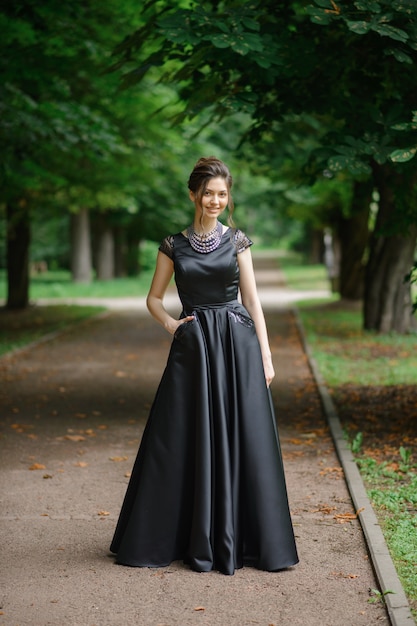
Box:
(110, 157), (298, 575)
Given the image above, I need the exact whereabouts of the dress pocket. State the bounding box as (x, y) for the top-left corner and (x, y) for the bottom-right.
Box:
(228, 309), (254, 328)
(174, 318), (195, 341)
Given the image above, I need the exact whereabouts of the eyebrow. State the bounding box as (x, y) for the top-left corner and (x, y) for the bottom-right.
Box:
(205, 187), (228, 193)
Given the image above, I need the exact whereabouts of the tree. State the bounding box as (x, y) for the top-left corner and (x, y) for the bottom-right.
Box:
(111, 0), (417, 332)
(0, 0), (140, 306)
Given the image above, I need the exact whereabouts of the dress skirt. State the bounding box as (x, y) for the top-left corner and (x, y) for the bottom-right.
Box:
(110, 300), (299, 575)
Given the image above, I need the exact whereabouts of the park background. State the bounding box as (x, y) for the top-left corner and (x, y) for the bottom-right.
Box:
(0, 0), (416, 619)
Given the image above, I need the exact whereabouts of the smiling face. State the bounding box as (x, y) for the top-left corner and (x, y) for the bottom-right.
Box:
(190, 176), (229, 222)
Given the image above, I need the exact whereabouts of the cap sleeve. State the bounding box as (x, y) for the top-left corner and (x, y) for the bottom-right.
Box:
(158, 235), (175, 260)
(233, 229), (253, 254)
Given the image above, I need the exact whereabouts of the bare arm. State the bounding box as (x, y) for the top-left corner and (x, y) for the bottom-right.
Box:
(146, 251), (194, 335)
(238, 248), (275, 387)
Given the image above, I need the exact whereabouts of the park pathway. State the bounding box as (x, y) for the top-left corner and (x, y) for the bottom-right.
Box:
(0, 254), (389, 626)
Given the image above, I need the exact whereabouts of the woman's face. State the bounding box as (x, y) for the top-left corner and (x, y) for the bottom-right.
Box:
(190, 176), (229, 220)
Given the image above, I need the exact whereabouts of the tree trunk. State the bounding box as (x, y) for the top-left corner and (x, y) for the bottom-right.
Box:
(95, 215), (115, 281)
(126, 232), (141, 276)
(338, 180), (372, 300)
(113, 226), (126, 278)
(6, 201), (30, 309)
(308, 228), (323, 264)
(71, 208), (92, 283)
(364, 166), (417, 333)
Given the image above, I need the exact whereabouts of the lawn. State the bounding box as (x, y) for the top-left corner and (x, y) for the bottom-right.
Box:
(0, 269), (155, 301)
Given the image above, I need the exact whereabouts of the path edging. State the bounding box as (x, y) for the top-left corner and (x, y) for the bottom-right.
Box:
(293, 308), (415, 626)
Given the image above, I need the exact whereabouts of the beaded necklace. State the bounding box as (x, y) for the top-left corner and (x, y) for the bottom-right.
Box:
(187, 221), (223, 254)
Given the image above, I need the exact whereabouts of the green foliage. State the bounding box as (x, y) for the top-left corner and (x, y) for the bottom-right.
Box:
(351, 431), (364, 454)
(299, 308), (417, 385)
(355, 454), (417, 609)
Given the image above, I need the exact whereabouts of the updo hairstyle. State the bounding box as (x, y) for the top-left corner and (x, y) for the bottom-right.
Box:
(188, 156), (234, 225)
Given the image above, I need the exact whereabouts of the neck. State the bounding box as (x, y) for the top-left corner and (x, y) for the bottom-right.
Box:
(193, 217), (218, 233)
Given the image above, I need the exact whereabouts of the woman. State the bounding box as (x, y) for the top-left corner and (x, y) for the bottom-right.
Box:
(110, 156), (299, 575)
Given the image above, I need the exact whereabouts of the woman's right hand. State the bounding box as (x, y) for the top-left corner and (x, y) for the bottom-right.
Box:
(166, 315), (195, 336)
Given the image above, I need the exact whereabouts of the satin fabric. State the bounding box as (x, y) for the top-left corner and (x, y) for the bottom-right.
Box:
(110, 231), (299, 575)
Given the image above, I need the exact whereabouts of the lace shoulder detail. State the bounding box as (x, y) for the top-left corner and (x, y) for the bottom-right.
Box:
(158, 235), (175, 260)
(233, 229), (253, 254)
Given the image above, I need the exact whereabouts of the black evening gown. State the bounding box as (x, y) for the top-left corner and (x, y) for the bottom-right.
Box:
(110, 229), (299, 575)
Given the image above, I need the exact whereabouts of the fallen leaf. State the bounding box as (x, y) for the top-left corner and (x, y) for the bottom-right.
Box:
(75, 413), (87, 419)
(98, 424), (108, 430)
(92, 410), (102, 416)
(29, 463), (46, 470)
(331, 571), (359, 579)
(114, 371), (127, 378)
(74, 461), (88, 467)
(311, 504), (337, 515)
(65, 435), (86, 442)
(43, 474), (53, 479)
(334, 508), (364, 523)
(124, 472), (131, 478)
(193, 607), (205, 612)
(110, 456), (128, 462)
(97, 510), (110, 516)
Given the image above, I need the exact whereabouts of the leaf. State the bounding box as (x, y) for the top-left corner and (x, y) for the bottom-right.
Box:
(29, 463), (46, 470)
(210, 34), (230, 49)
(193, 607), (205, 611)
(387, 48), (412, 64)
(328, 155), (372, 175)
(97, 510), (110, 516)
(109, 456), (128, 462)
(389, 147), (417, 162)
(345, 20), (371, 35)
(334, 507), (365, 522)
(65, 434), (86, 442)
(74, 461), (88, 467)
(372, 23), (409, 42)
(306, 7), (333, 25)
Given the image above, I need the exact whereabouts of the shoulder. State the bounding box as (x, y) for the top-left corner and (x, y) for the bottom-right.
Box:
(158, 234), (178, 260)
(231, 228), (253, 254)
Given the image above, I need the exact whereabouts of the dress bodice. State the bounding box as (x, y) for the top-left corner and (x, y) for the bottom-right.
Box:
(159, 229), (252, 313)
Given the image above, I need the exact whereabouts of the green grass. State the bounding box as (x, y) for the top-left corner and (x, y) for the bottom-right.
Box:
(0, 305), (105, 356)
(0, 269), (155, 301)
(280, 257), (417, 618)
(355, 454), (417, 611)
(277, 254), (332, 292)
(298, 306), (417, 386)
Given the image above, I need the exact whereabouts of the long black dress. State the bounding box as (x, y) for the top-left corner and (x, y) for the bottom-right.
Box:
(110, 228), (299, 575)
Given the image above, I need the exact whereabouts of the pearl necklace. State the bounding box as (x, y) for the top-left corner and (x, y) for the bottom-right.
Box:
(187, 221), (223, 254)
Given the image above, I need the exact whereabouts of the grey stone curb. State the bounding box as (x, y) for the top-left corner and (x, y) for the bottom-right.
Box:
(293, 308), (415, 626)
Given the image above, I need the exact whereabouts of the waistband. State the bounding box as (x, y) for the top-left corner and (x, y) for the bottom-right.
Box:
(183, 300), (240, 315)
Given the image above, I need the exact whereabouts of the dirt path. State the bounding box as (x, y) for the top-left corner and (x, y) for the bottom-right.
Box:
(0, 259), (388, 626)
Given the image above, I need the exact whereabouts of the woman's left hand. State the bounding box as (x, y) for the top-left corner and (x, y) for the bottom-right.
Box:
(263, 356), (275, 388)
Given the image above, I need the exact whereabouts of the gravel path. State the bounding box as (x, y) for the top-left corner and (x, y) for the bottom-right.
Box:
(0, 259), (389, 626)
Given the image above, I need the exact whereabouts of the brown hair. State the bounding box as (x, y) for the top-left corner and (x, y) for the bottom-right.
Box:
(188, 156), (235, 226)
